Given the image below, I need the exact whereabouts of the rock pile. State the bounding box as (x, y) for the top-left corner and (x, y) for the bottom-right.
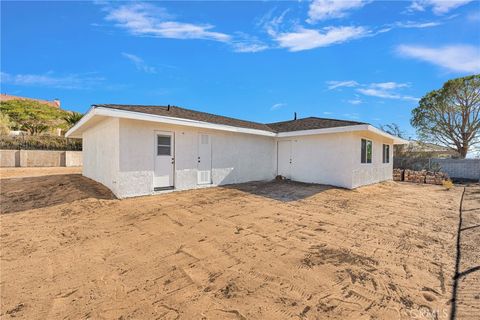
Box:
(393, 169), (448, 185)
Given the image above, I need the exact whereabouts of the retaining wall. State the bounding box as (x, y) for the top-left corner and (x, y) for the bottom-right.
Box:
(431, 159), (480, 180)
(394, 157), (480, 181)
(0, 150), (82, 167)
(0, 150), (20, 167)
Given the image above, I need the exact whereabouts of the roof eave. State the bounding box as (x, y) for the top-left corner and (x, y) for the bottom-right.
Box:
(66, 106), (277, 138)
(66, 107), (409, 144)
(65, 105), (96, 138)
(276, 124), (409, 144)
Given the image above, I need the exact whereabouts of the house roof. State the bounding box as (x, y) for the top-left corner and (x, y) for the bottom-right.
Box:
(94, 104), (275, 132)
(95, 105), (367, 133)
(66, 104), (408, 144)
(266, 117), (366, 132)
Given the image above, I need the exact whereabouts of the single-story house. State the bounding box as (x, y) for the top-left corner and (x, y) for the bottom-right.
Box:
(66, 104), (407, 198)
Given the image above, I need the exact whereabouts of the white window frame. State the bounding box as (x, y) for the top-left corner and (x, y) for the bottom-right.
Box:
(361, 138), (373, 164)
(382, 144), (390, 164)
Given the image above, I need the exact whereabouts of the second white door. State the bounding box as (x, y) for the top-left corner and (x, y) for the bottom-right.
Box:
(197, 134), (212, 184)
(277, 140), (292, 179)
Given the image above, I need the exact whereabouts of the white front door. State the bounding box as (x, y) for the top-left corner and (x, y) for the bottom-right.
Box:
(154, 131), (174, 190)
(278, 140), (292, 179)
(197, 133), (212, 184)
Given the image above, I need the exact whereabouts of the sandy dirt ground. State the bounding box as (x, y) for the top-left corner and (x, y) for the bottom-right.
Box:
(0, 168), (473, 319)
(0, 167), (82, 179)
(454, 185), (480, 319)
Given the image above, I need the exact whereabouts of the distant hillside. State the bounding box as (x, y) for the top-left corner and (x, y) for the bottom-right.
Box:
(0, 93), (61, 108)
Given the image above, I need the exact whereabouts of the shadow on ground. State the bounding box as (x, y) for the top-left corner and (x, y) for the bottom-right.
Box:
(1, 174), (116, 214)
(222, 179), (337, 202)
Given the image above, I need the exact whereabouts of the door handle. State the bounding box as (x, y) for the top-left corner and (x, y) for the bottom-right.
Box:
(198, 156), (201, 163)
(171, 157), (175, 164)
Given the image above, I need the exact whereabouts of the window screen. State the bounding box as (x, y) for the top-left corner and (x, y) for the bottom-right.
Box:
(383, 144), (390, 163)
(157, 135), (171, 156)
(361, 139), (372, 164)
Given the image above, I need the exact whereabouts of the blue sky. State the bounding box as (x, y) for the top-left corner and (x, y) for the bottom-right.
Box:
(2, 0), (480, 138)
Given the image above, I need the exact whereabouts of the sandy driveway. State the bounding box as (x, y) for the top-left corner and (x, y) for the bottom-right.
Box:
(0, 168), (468, 319)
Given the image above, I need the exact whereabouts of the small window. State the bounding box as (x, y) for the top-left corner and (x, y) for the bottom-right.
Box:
(157, 135), (171, 156)
(383, 144), (390, 163)
(361, 139), (372, 164)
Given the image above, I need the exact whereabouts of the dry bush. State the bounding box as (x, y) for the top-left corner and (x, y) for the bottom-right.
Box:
(442, 179), (454, 190)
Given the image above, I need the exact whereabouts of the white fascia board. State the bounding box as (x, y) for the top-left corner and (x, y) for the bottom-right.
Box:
(366, 125), (408, 145)
(277, 124), (408, 144)
(65, 106), (96, 138)
(68, 107), (276, 137)
(276, 124), (370, 138)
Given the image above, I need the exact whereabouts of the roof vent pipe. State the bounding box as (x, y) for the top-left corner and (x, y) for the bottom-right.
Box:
(167, 104), (170, 111)
(294, 112), (297, 120)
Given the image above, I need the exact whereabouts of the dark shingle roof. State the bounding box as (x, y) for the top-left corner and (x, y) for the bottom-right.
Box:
(266, 117), (366, 132)
(95, 104), (275, 132)
(94, 104), (366, 133)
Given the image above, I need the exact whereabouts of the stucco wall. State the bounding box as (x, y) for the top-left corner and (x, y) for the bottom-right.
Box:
(82, 117), (120, 196)
(80, 117), (397, 197)
(275, 131), (394, 189)
(276, 132), (356, 188)
(115, 119), (276, 198)
(350, 131), (394, 188)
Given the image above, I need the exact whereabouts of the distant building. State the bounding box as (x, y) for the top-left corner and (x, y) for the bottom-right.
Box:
(0, 93), (60, 108)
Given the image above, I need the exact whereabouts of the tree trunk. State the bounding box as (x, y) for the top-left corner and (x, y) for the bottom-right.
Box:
(458, 146), (468, 158)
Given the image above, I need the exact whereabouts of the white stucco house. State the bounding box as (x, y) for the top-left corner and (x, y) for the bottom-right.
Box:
(66, 104), (407, 198)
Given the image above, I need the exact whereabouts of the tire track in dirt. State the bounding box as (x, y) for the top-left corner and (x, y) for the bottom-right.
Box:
(450, 184), (480, 320)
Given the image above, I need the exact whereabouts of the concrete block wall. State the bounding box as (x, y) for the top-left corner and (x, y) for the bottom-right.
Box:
(0, 150), (82, 167)
(20, 150), (65, 167)
(0, 150), (20, 167)
(431, 159), (480, 180)
(65, 151), (83, 167)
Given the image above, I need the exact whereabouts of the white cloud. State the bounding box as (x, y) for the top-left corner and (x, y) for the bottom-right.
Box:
(274, 26), (369, 52)
(408, 0), (474, 15)
(0, 71), (104, 89)
(348, 99), (363, 105)
(326, 80), (417, 101)
(370, 82), (409, 90)
(396, 44), (480, 73)
(395, 20), (442, 28)
(231, 33), (269, 53)
(260, 9), (291, 37)
(326, 80), (359, 90)
(232, 42), (269, 53)
(121, 52), (156, 73)
(323, 111), (333, 115)
(104, 2), (230, 42)
(271, 103), (286, 111)
(307, 0), (370, 23)
(357, 88), (419, 101)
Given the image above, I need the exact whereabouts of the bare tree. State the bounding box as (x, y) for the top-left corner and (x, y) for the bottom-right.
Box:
(381, 123), (406, 139)
(411, 74), (480, 158)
